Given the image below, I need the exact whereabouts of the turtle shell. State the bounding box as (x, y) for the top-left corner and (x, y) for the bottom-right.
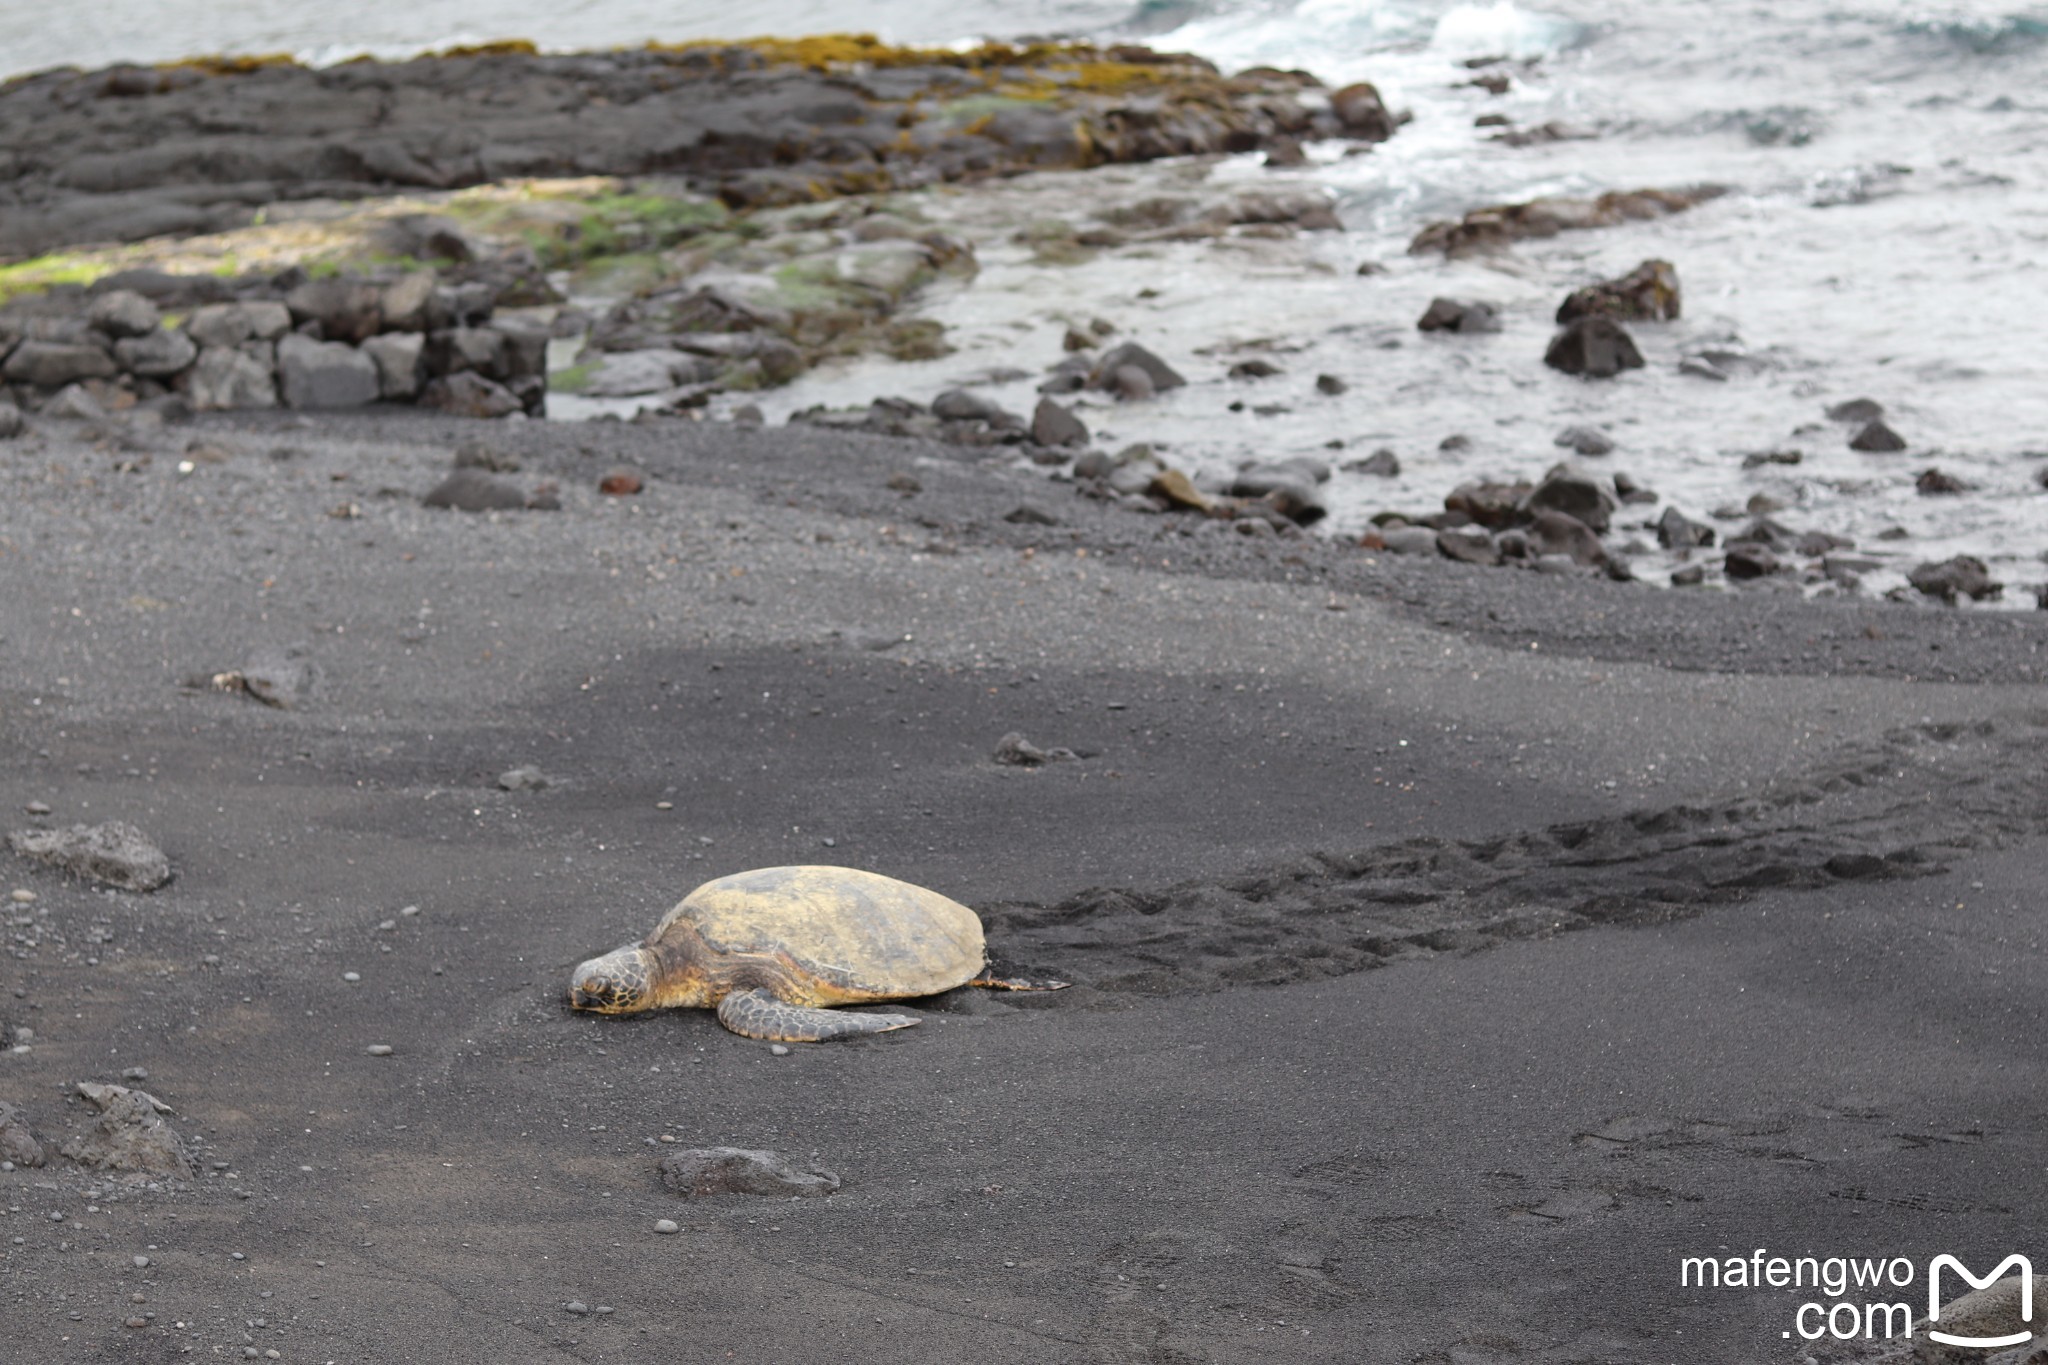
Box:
(654, 865), (984, 1003)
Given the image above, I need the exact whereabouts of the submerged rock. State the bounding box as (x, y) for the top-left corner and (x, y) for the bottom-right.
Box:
(1849, 420), (1908, 452)
(1556, 259), (1681, 323)
(1410, 187), (1722, 257)
(1088, 341), (1185, 394)
(1416, 298), (1502, 334)
(1544, 317), (1645, 378)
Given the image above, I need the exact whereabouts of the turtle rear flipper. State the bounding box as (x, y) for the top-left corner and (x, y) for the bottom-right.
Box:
(970, 964), (1070, 992)
(715, 988), (920, 1043)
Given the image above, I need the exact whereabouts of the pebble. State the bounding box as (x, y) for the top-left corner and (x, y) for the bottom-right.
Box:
(769, 1044), (791, 1057)
(342, 971), (361, 983)
(400, 905), (420, 918)
(366, 1044), (394, 1057)
(231, 1251), (246, 1260)
(23, 802), (50, 816)
(125, 1316), (147, 1329)
(8, 889), (33, 904)
(121, 1067), (148, 1081)
(655, 801), (673, 811)
(133, 1254), (150, 1267)
(565, 1300), (590, 1315)
(653, 1219), (680, 1235)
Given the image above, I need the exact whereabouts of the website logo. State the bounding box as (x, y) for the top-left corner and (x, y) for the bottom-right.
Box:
(1926, 1254), (2032, 1349)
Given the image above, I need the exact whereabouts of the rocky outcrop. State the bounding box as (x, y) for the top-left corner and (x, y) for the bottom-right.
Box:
(1409, 188), (1724, 258)
(0, 40), (1403, 259)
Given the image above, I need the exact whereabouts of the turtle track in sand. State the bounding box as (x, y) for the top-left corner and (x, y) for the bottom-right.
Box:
(982, 713), (2048, 995)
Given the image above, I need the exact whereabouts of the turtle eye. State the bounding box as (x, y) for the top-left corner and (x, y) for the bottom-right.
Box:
(583, 978), (607, 997)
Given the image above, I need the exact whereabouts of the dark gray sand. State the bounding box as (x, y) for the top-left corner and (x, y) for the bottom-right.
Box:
(2, 411), (2045, 1362)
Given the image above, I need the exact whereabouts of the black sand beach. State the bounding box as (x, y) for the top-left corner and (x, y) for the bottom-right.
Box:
(2, 409), (2046, 1361)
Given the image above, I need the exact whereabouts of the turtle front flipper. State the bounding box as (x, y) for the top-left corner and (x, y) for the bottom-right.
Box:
(715, 987), (920, 1043)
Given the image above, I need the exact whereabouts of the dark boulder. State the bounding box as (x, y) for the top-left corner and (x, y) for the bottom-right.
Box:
(1444, 479), (1531, 529)
(1416, 297), (1502, 333)
(1826, 397), (1884, 424)
(1521, 465), (1616, 532)
(1723, 544), (1780, 579)
(1030, 397), (1089, 447)
(1436, 525), (1500, 565)
(1524, 509), (1606, 566)
(1556, 259), (1681, 323)
(1543, 317), (1644, 378)
(1655, 506), (1715, 550)
(1908, 556), (2002, 604)
(1849, 420), (1907, 452)
(1330, 82), (1399, 141)
(1089, 341), (1185, 393)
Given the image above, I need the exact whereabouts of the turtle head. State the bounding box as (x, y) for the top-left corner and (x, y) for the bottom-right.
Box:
(569, 946), (657, 1014)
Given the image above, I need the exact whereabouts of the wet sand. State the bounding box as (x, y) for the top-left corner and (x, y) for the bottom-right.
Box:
(1, 409), (2045, 1362)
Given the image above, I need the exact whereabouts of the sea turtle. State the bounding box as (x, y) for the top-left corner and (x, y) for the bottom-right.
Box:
(568, 865), (1061, 1042)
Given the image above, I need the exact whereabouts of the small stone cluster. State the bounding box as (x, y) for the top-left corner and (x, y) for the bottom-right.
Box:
(0, 261), (549, 423)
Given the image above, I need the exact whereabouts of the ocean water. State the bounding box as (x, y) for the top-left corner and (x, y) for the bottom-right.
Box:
(6, 1), (2047, 600)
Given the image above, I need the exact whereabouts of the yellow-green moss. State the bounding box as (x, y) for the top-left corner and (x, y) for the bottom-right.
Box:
(548, 362), (594, 392)
(0, 252), (113, 304)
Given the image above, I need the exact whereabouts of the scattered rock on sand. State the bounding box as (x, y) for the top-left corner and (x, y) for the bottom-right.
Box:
(220, 644), (315, 709)
(423, 469), (527, 511)
(0, 402), (21, 439)
(994, 732), (1079, 766)
(1315, 373), (1348, 395)
(60, 1083), (193, 1177)
(1849, 420), (1907, 452)
(1031, 398), (1088, 447)
(1544, 318), (1644, 378)
(8, 821), (171, 891)
(1909, 556), (2002, 604)
(1915, 467), (1969, 495)
(1228, 357), (1283, 378)
(599, 466), (645, 496)
(419, 371), (521, 419)
(498, 766), (551, 792)
(1436, 526), (1501, 566)
(657, 1147), (839, 1200)
(0, 1101), (49, 1167)
(1557, 259), (1681, 323)
(1416, 297), (1502, 334)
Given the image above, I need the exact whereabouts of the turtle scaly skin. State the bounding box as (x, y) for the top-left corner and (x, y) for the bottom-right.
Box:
(569, 866), (992, 1042)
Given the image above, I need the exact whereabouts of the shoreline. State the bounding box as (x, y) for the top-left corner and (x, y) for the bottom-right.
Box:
(1, 408), (2044, 1359)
